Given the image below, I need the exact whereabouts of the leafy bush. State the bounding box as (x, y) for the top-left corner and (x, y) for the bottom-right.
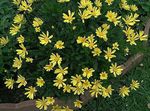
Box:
(0, 0), (148, 110)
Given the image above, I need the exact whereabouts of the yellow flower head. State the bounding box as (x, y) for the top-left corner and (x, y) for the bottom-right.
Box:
(17, 35), (24, 44)
(54, 40), (65, 49)
(38, 31), (53, 45)
(54, 66), (68, 78)
(26, 57), (33, 63)
(0, 37), (9, 46)
(36, 77), (45, 87)
(25, 86), (37, 99)
(106, 11), (121, 26)
(71, 74), (82, 86)
(10, 24), (21, 36)
(18, 1), (32, 12)
(119, 86), (130, 97)
(53, 76), (66, 89)
(36, 97), (49, 110)
(12, 57), (22, 69)
(57, 0), (70, 3)
(46, 97), (55, 105)
(102, 85), (114, 98)
(63, 10), (75, 24)
(44, 63), (54, 72)
(105, 0), (114, 5)
(13, 14), (24, 24)
(100, 72), (108, 80)
(74, 100), (83, 108)
(33, 17), (43, 28)
(109, 63), (123, 77)
(4, 78), (15, 89)
(63, 84), (72, 93)
(16, 75), (27, 88)
(104, 47), (116, 62)
(49, 53), (62, 66)
(123, 13), (140, 26)
(130, 80), (140, 90)
(82, 67), (95, 79)
(92, 47), (102, 57)
(16, 44), (28, 58)
(78, 0), (92, 9)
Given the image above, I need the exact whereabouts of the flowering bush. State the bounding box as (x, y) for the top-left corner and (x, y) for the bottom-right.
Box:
(0, 0), (148, 110)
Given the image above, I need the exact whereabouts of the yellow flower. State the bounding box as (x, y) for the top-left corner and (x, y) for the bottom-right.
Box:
(102, 23), (110, 30)
(53, 76), (66, 89)
(94, 0), (102, 7)
(87, 6), (101, 18)
(18, 1), (32, 12)
(112, 42), (119, 50)
(72, 86), (84, 95)
(57, 0), (70, 3)
(36, 97), (49, 110)
(0, 37), (9, 46)
(124, 47), (129, 56)
(52, 105), (62, 111)
(71, 74), (82, 86)
(74, 100), (83, 108)
(104, 47), (116, 62)
(82, 67), (95, 79)
(126, 32), (139, 45)
(105, 0), (114, 5)
(36, 77), (45, 87)
(54, 66), (68, 78)
(62, 106), (73, 111)
(130, 5), (138, 12)
(63, 84), (72, 93)
(138, 31), (148, 41)
(26, 57), (33, 63)
(54, 40), (65, 49)
(49, 53), (62, 66)
(25, 86), (37, 100)
(130, 80), (140, 90)
(121, 3), (130, 11)
(12, 57), (22, 69)
(35, 27), (41, 32)
(13, 14), (24, 24)
(78, 0), (92, 8)
(12, 0), (21, 5)
(4, 78), (15, 89)
(106, 11), (121, 26)
(102, 85), (114, 98)
(16, 44), (28, 58)
(33, 17), (43, 27)
(38, 31), (53, 45)
(16, 75), (27, 88)
(82, 80), (91, 89)
(119, 86), (130, 97)
(90, 80), (102, 97)
(17, 35), (24, 44)
(92, 47), (102, 56)
(109, 63), (123, 77)
(10, 24), (21, 36)
(46, 97), (55, 105)
(76, 36), (88, 47)
(86, 34), (97, 49)
(123, 13), (140, 26)
(100, 72), (108, 80)
(63, 10), (75, 24)
(44, 63), (54, 71)
(123, 27), (134, 36)
(96, 27), (108, 41)
(78, 9), (91, 23)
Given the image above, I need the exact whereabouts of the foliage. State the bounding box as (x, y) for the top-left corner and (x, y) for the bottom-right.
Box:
(0, 0), (149, 110)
